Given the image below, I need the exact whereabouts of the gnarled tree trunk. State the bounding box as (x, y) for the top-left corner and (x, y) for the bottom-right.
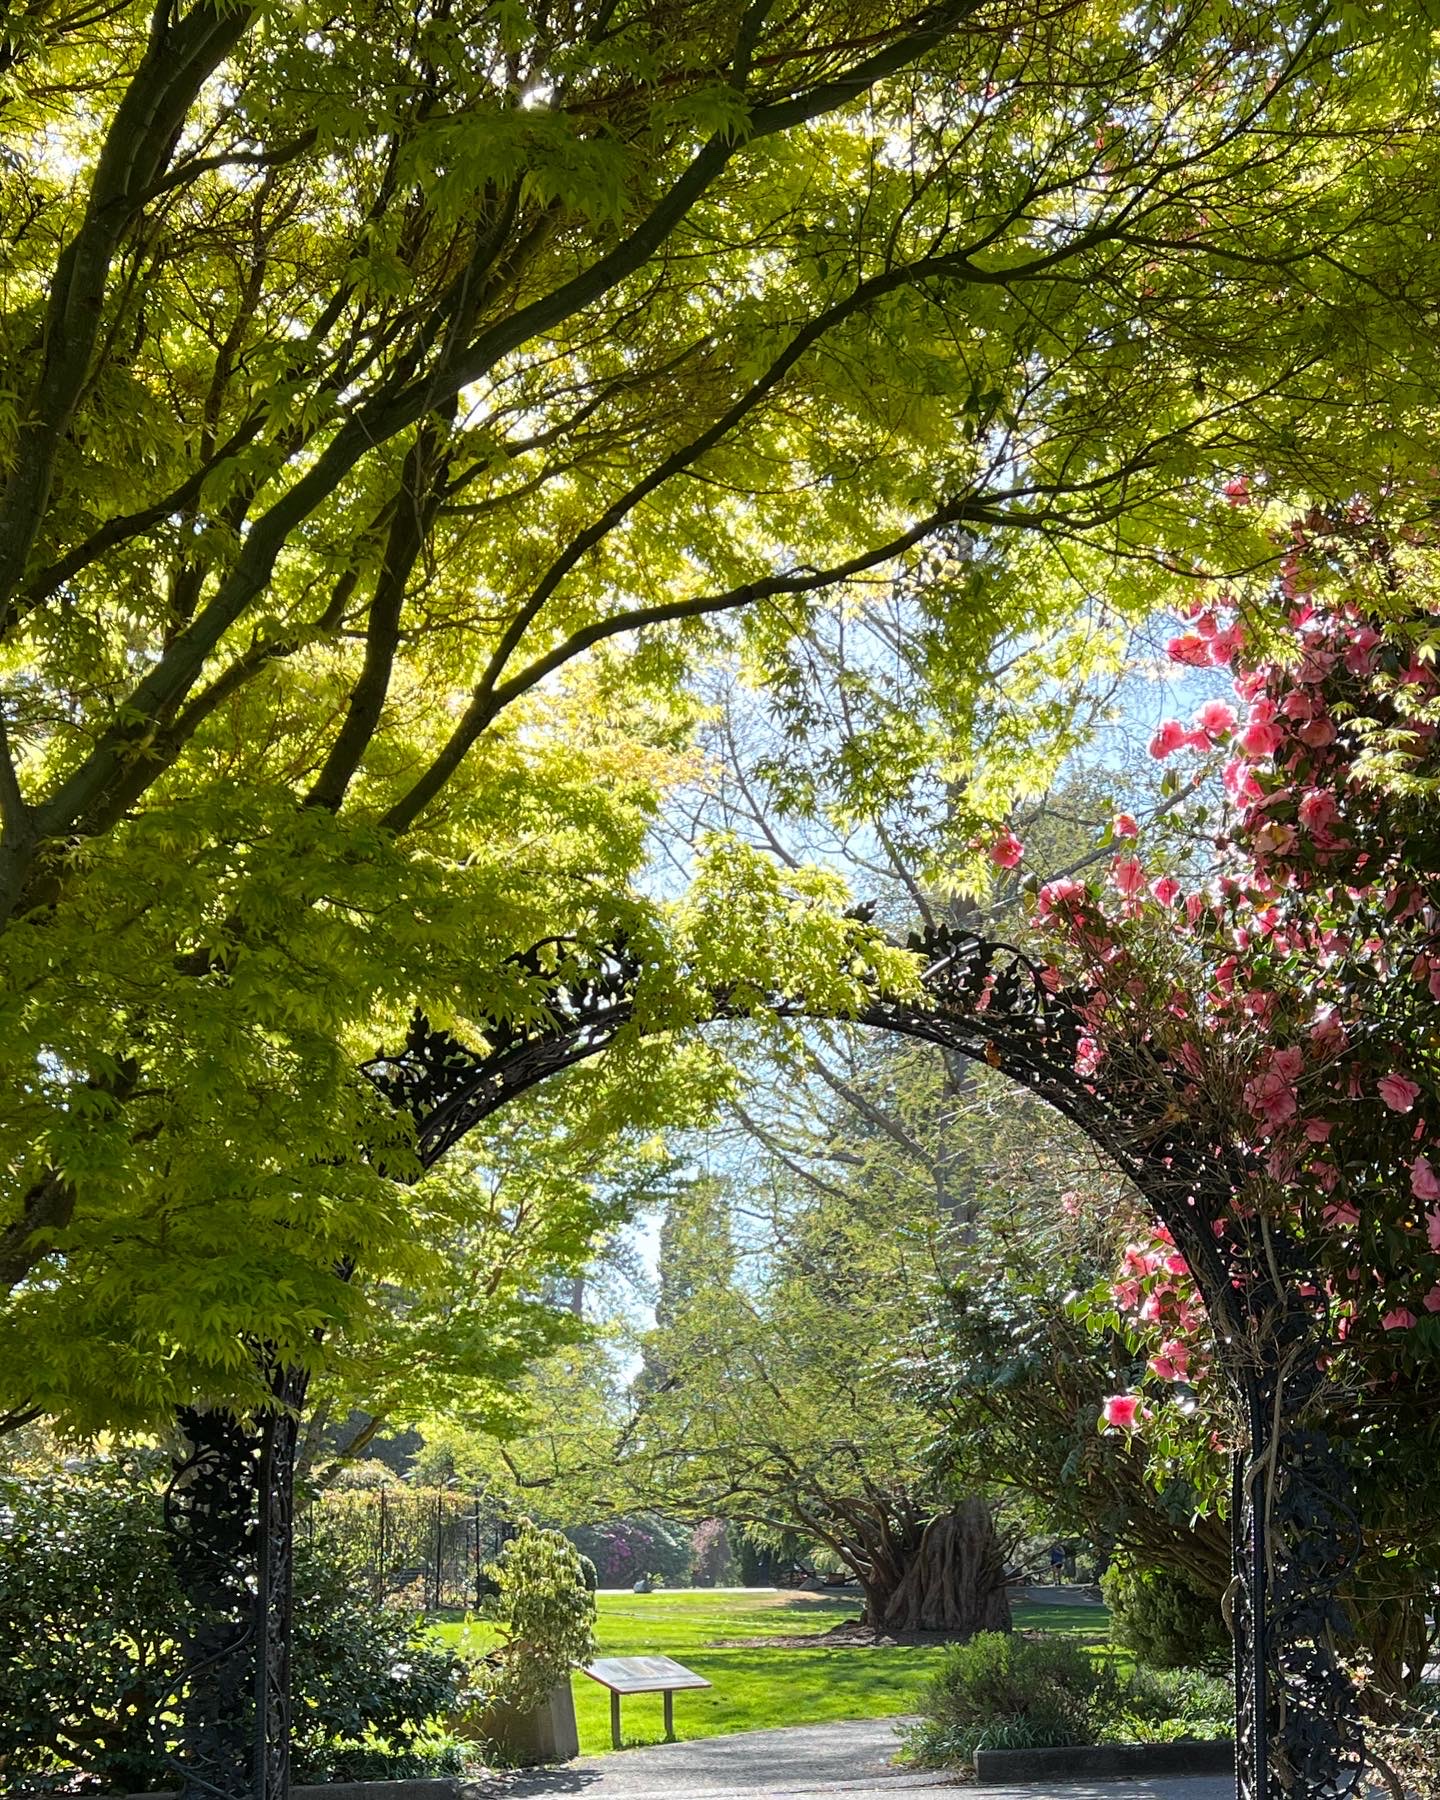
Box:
(856, 1498), (1010, 1637)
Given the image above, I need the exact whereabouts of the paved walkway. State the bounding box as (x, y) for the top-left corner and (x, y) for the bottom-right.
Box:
(460, 1717), (1234, 1800)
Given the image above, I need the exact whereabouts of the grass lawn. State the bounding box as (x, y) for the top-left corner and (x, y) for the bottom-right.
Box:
(431, 1587), (1112, 1755)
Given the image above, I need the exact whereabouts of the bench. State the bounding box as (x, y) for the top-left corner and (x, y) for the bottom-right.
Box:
(581, 1654), (712, 1748)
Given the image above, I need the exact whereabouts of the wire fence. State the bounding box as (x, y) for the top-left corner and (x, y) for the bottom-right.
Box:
(306, 1486), (513, 1612)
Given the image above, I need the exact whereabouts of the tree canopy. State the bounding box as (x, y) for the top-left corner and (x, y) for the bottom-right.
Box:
(4, 0), (1440, 1431)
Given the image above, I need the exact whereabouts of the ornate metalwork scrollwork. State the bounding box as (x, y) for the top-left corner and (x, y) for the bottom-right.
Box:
(168, 918), (1370, 1799)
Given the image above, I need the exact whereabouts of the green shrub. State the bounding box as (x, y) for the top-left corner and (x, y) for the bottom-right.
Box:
(1099, 1667), (1233, 1744)
(1101, 1556), (1230, 1670)
(901, 1631), (1234, 1770)
(288, 1536), (468, 1782)
(0, 1458), (182, 1791)
(474, 1519), (598, 1714)
(901, 1632), (1120, 1768)
(0, 1463), (469, 1793)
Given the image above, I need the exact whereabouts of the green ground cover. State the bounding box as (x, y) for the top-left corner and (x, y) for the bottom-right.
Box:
(431, 1588), (1112, 1755)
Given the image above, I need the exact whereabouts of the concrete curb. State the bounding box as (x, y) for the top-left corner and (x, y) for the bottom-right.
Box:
(126, 1784), (462, 1799)
(974, 1740), (1233, 1785)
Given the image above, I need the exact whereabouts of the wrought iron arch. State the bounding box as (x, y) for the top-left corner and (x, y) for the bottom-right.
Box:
(167, 921), (1368, 1800)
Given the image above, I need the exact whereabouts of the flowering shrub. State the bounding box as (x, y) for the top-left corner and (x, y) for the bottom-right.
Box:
(1027, 514), (1440, 1403)
(995, 510), (1440, 1689)
(564, 1513), (693, 1586)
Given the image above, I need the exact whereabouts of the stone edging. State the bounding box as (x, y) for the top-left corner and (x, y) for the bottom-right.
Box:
(973, 1738), (1233, 1784)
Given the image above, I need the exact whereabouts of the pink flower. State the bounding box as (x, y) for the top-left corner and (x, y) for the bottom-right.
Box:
(1272, 1047), (1304, 1082)
(1209, 623), (1244, 666)
(1378, 1073), (1422, 1114)
(989, 828), (1025, 869)
(1410, 1158), (1440, 1202)
(1060, 1190), (1083, 1218)
(1111, 856), (1146, 897)
(1240, 719), (1284, 759)
(1297, 790), (1339, 833)
(1296, 715), (1338, 749)
(1151, 875), (1181, 906)
(1223, 476), (1251, 506)
(1382, 1307), (1417, 1332)
(1102, 1394), (1142, 1431)
(1196, 699), (1237, 736)
(1244, 1065), (1298, 1131)
(1310, 1010), (1349, 1058)
(1168, 633), (1212, 668)
(1323, 1200), (1359, 1228)
(1075, 1036), (1102, 1077)
(1149, 720), (1191, 759)
(1303, 1118), (1332, 1143)
(1113, 812), (1139, 839)
(1036, 878), (1085, 918)
(1252, 819), (1297, 858)
(1424, 1285), (1440, 1314)
(1427, 1209), (1440, 1252)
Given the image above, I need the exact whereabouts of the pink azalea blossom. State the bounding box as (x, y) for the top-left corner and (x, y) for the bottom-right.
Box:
(989, 828), (1025, 869)
(1149, 719), (1189, 759)
(1303, 1118), (1332, 1143)
(1102, 1394), (1142, 1431)
(1378, 1073), (1422, 1114)
(1323, 1200), (1359, 1227)
(1382, 1307), (1417, 1331)
(1297, 789), (1339, 833)
(1296, 715), (1338, 749)
(1410, 1157), (1440, 1202)
(1036, 878), (1085, 917)
(1245, 1068), (1298, 1131)
(1209, 623), (1244, 665)
(1252, 819), (1297, 857)
(1113, 812), (1139, 839)
(1111, 856), (1146, 897)
(1196, 698), (1237, 735)
(1425, 1285), (1440, 1314)
(1075, 1036), (1102, 1077)
(1223, 476), (1251, 506)
(1151, 875), (1181, 906)
(1310, 1010), (1349, 1058)
(1176, 1041), (1206, 1080)
(1428, 1209), (1440, 1253)
(1240, 719), (1284, 758)
(1168, 633), (1212, 668)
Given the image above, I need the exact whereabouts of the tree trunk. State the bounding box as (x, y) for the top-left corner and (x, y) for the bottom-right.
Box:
(857, 1499), (1011, 1637)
